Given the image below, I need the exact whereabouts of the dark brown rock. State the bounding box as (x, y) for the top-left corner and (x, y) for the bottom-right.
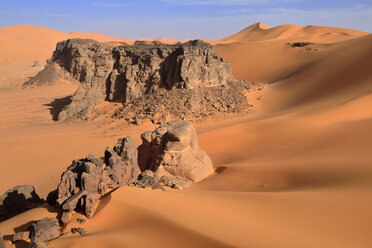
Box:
(29, 239), (48, 248)
(29, 218), (60, 244)
(0, 185), (43, 221)
(85, 193), (100, 218)
(77, 218), (86, 224)
(55, 139), (140, 218)
(113, 80), (256, 123)
(60, 211), (73, 225)
(71, 227), (87, 236)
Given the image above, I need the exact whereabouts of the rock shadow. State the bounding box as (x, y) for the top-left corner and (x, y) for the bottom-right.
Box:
(0, 190), (43, 222)
(44, 96), (72, 121)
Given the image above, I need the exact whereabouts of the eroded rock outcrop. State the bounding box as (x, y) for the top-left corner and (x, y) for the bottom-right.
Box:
(138, 120), (213, 183)
(55, 137), (140, 218)
(51, 120), (211, 219)
(25, 38), (251, 121)
(0, 185), (43, 221)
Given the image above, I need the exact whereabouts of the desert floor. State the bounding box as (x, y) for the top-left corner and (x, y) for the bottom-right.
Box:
(0, 23), (371, 248)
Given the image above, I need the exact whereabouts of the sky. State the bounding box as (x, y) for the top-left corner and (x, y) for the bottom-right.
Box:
(0, 0), (371, 40)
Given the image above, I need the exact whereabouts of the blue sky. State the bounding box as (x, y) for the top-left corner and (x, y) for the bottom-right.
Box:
(0, 0), (371, 39)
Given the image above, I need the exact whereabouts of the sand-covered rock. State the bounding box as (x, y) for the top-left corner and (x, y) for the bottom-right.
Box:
(0, 185), (43, 221)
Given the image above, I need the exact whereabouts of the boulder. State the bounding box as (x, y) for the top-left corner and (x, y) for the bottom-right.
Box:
(0, 185), (43, 221)
(138, 120), (213, 182)
(55, 139), (140, 218)
(29, 218), (60, 246)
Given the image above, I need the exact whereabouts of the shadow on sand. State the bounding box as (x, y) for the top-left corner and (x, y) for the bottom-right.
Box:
(44, 96), (72, 121)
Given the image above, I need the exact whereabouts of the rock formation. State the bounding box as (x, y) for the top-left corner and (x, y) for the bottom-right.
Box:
(24, 38), (256, 122)
(0, 185), (43, 221)
(51, 120), (211, 219)
(138, 120), (213, 183)
(55, 138), (140, 218)
(29, 218), (60, 248)
(1, 121), (212, 248)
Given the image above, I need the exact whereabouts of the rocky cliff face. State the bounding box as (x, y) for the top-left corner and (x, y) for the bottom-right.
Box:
(39, 39), (234, 120)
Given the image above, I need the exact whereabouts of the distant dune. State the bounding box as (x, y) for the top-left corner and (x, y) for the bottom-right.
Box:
(212, 22), (371, 113)
(213, 22), (369, 83)
(0, 25), (185, 65)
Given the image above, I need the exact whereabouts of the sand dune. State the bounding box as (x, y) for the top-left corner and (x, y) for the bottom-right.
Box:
(0, 22), (372, 248)
(218, 22), (367, 44)
(213, 22), (369, 83)
(0, 25), (192, 65)
(0, 25), (134, 65)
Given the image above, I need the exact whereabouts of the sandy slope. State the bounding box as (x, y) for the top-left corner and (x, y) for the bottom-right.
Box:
(0, 23), (372, 248)
(0, 25), (188, 65)
(213, 22), (369, 83)
(0, 25), (134, 65)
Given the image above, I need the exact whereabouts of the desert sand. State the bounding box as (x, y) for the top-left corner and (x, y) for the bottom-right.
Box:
(0, 23), (371, 248)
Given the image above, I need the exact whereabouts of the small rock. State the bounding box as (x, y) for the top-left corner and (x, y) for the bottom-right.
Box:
(134, 117), (142, 125)
(172, 184), (183, 190)
(12, 231), (30, 242)
(77, 218), (86, 224)
(61, 211), (73, 225)
(136, 176), (164, 190)
(71, 227), (87, 236)
(151, 117), (158, 124)
(29, 217), (60, 244)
